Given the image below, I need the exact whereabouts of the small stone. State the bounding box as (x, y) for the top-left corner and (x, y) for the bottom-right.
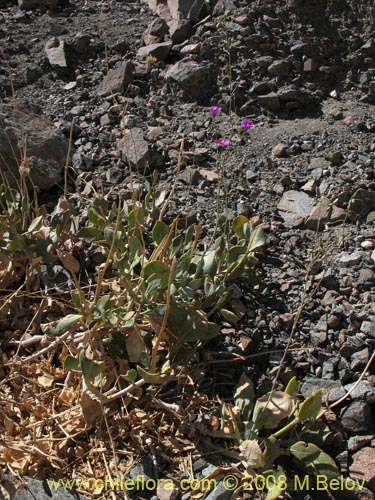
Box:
(106, 167), (124, 184)
(340, 402), (373, 433)
(357, 268), (375, 289)
(361, 240), (375, 249)
(199, 168), (219, 182)
(344, 381), (375, 404)
(268, 59), (291, 76)
(178, 167), (201, 185)
(301, 378), (346, 403)
(350, 447), (375, 489)
(303, 58), (317, 72)
(327, 314), (342, 329)
(137, 42), (172, 62)
(337, 251), (363, 268)
(330, 205), (346, 224)
(97, 61), (134, 97)
(351, 348), (370, 371)
(301, 179), (317, 193)
(143, 17), (169, 45)
(277, 190), (314, 227)
(326, 151), (342, 165)
(45, 37), (69, 71)
(257, 92), (280, 112)
(164, 60), (216, 100)
(168, 19), (192, 44)
(116, 128), (150, 171)
(349, 189), (375, 218)
(272, 143), (288, 158)
(305, 199), (332, 230)
(348, 435), (374, 452)
(204, 481), (232, 500)
(157, 479), (179, 500)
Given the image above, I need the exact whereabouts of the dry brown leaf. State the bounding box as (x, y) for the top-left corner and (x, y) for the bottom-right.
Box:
(57, 250), (80, 274)
(80, 389), (103, 426)
(3, 415), (16, 436)
(3, 448), (30, 475)
(37, 373), (54, 388)
(239, 439), (265, 468)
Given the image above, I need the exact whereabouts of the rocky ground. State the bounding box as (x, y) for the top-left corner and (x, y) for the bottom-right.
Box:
(1, 0), (375, 499)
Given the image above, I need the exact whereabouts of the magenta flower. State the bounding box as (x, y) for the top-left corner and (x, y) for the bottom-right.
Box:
(210, 106), (222, 117)
(215, 138), (230, 147)
(242, 118), (255, 130)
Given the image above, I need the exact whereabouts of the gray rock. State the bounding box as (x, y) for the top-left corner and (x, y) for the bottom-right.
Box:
(167, 0), (208, 22)
(164, 60), (216, 100)
(348, 189), (375, 218)
(45, 37), (69, 71)
(117, 128), (150, 171)
(344, 381), (375, 404)
(348, 435), (373, 452)
(168, 19), (192, 44)
(0, 102), (69, 190)
(305, 198), (332, 230)
(6, 475), (86, 499)
(97, 61), (134, 97)
(268, 59), (291, 76)
(137, 42), (172, 62)
(272, 143), (288, 158)
(277, 190), (315, 227)
(357, 268), (375, 289)
(18, 0), (59, 9)
(330, 205), (346, 224)
(340, 401), (373, 433)
(360, 319), (375, 338)
(143, 17), (169, 45)
(257, 92), (280, 112)
(204, 481), (233, 500)
(351, 348), (370, 371)
(336, 251), (364, 268)
(350, 448), (375, 490)
(301, 378), (346, 403)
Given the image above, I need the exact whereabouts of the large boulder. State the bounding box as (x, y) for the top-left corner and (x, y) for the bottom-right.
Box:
(0, 102), (70, 190)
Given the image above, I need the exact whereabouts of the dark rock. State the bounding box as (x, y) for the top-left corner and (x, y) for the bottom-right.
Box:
(137, 42), (172, 62)
(348, 189), (375, 218)
(143, 17), (169, 45)
(340, 401), (373, 433)
(344, 381), (375, 404)
(305, 198), (332, 230)
(97, 61), (134, 97)
(18, 0), (59, 9)
(164, 60), (216, 100)
(268, 59), (291, 76)
(257, 92), (280, 112)
(168, 19), (192, 44)
(0, 102), (70, 190)
(351, 348), (370, 371)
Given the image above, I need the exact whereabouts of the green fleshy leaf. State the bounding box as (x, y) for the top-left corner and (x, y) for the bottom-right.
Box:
(290, 441), (321, 464)
(285, 376), (301, 397)
(44, 314), (82, 336)
(298, 389), (322, 421)
(64, 355), (79, 371)
(152, 220), (169, 245)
